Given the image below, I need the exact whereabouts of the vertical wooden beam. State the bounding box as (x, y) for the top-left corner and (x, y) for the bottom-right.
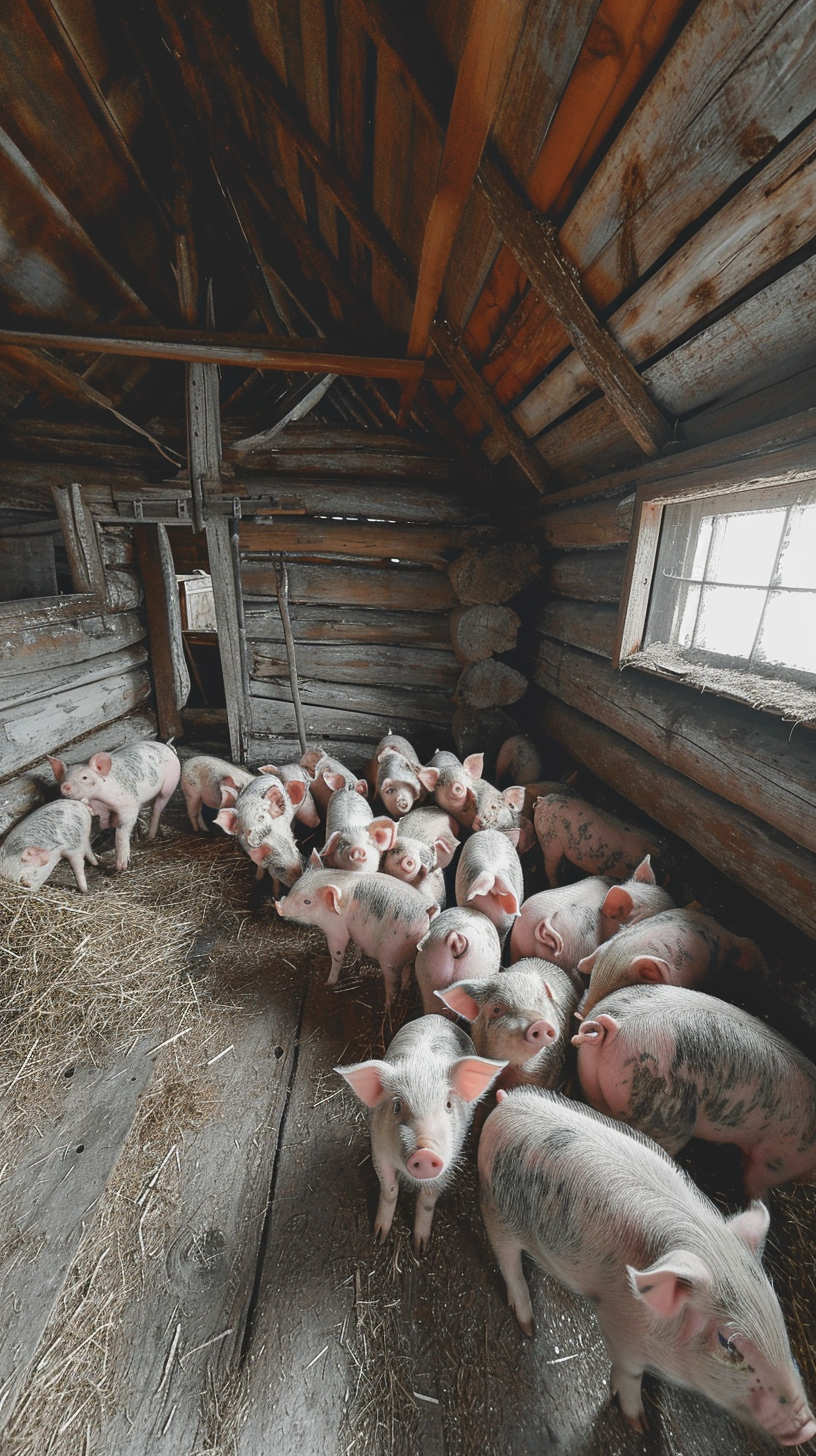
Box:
(401, 0), (529, 418)
(132, 523), (187, 740)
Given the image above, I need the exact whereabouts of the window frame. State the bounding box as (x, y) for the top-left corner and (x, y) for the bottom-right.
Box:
(613, 456), (816, 693)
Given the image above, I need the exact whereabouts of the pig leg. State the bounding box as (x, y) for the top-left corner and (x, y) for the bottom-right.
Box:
(597, 1314), (647, 1433)
(114, 813), (139, 871)
(372, 1153), (400, 1244)
(380, 962), (404, 1009)
(325, 928), (351, 986)
(413, 1186), (441, 1254)
(147, 780), (176, 840)
(182, 786), (203, 832)
(64, 849), (89, 893)
(84, 843), (98, 867)
(483, 1208), (535, 1335)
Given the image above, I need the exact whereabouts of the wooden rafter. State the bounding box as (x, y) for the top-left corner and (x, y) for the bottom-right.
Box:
(478, 153), (672, 456)
(401, 0), (529, 416)
(228, 375), (337, 455)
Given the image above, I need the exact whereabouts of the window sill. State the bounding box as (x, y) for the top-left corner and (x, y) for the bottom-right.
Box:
(625, 642), (816, 725)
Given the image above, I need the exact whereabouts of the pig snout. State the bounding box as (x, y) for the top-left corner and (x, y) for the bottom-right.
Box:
(525, 1019), (557, 1046)
(407, 1147), (445, 1180)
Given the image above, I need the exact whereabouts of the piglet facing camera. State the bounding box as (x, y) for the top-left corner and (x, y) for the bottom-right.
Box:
(49, 741), (180, 871)
(336, 1015), (505, 1253)
(439, 959), (578, 1090)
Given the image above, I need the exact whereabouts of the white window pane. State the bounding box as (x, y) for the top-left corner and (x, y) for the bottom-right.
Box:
(706, 510), (785, 586)
(676, 582), (701, 647)
(696, 585), (765, 657)
(777, 505), (816, 589)
(756, 591), (816, 674)
(690, 515), (713, 578)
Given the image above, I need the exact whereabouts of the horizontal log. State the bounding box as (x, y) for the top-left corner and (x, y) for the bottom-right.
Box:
(451, 604), (520, 663)
(239, 519), (463, 567)
(537, 698), (816, 943)
(250, 678), (453, 726)
(544, 548), (627, 603)
(98, 529), (135, 567)
(0, 324), (451, 381)
(251, 642), (459, 691)
(0, 643), (149, 713)
(248, 698), (448, 752)
(535, 601), (618, 659)
(0, 609), (145, 676)
(456, 659), (528, 709)
(535, 638), (816, 855)
(241, 561), (457, 612)
(449, 543), (540, 605)
(0, 710), (157, 836)
(0, 666), (152, 781)
(105, 567), (144, 612)
(244, 604), (454, 648)
(535, 495), (633, 549)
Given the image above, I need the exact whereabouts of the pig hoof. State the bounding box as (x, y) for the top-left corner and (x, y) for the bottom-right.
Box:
(512, 1307), (535, 1338)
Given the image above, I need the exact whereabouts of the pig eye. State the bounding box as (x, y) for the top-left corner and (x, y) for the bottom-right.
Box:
(392, 1098), (402, 1115)
(302, 898), (311, 905)
(446, 1098), (453, 1112)
(717, 1332), (743, 1361)
(489, 1003), (504, 1018)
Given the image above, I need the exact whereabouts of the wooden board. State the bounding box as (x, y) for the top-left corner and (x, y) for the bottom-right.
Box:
(239, 518), (463, 566)
(248, 697), (450, 749)
(535, 637), (816, 855)
(244, 604), (454, 648)
(103, 991), (305, 1454)
(250, 678), (453, 728)
(538, 697), (816, 942)
(241, 561), (457, 613)
(0, 665), (152, 781)
(251, 641), (459, 691)
(536, 600), (618, 658)
(0, 1039), (156, 1433)
(544, 548), (627, 603)
(0, 642), (149, 713)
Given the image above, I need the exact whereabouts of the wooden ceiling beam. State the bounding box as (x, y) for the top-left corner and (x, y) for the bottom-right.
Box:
(228, 375), (338, 455)
(430, 323), (555, 493)
(401, 0), (529, 416)
(478, 154), (672, 456)
(0, 326), (451, 381)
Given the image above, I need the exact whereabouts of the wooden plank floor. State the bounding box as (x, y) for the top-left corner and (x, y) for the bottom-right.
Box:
(1, 807), (815, 1455)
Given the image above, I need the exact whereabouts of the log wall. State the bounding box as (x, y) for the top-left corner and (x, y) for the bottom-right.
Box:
(525, 407), (816, 941)
(0, 498), (155, 834)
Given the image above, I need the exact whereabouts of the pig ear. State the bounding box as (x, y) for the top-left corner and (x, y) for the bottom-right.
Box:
(535, 917), (562, 959)
(317, 883), (344, 915)
(21, 846), (51, 867)
(632, 955), (672, 984)
(214, 808), (238, 835)
(627, 1252), (711, 1318)
(462, 753), (484, 779)
(433, 835), (458, 869)
(309, 848), (324, 868)
(417, 766), (439, 791)
(572, 1013), (620, 1048)
(494, 876), (521, 917)
(376, 749), (390, 763)
(502, 786), (526, 812)
(89, 752), (112, 776)
(633, 855), (656, 884)
(435, 983), (482, 1021)
(504, 828), (522, 849)
(728, 1201), (770, 1260)
(320, 831), (342, 860)
(601, 886), (634, 921)
(257, 763), (278, 775)
(323, 771), (346, 792)
(368, 817), (398, 852)
(48, 756), (66, 783)
(300, 749), (322, 774)
(335, 1060), (390, 1108)
(447, 930), (468, 958)
(354, 779), (369, 798)
(285, 778), (308, 808)
(247, 844), (268, 866)
(449, 1056), (507, 1102)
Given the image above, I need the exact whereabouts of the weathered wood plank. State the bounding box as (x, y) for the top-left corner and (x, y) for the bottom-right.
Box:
(538, 698), (816, 942)
(544, 548), (627, 603)
(207, 516), (249, 764)
(536, 600), (617, 658)
(239, 519), (463, 566)
(245, 604), (455, 648)
(536, 638), (816, 856)
(0, 1040), (156, 1433)
(133, 524), (188, 739)
(248, 697), (449, 747)
(103, 993), (304, 1455)
(0, 665), (152, 780)
(250, 678), (453, 727)
(251, 642), (459, 691)
(0, 710), (157, 835)
(241, 561), (457, 612)
(0, 642), (149, 713)
(534, 494), (633, 548)
(245, 734), (378, 774)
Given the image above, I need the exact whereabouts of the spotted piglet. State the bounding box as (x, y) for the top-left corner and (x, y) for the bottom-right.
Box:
(49, 741), (180, 871)
(181, 754), (255, 832)
(534, 791), (662, 886)
(455, 829), (524, 943)
(370, 734), (438, 818)
(414, 907), (502, 1016)
(439, 959), (579, 1090)
(336, 1015), (505, 1252)
(0, 800), (97, 892)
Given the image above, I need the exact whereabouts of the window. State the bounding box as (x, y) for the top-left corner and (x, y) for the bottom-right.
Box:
(615, 472), (816, 719)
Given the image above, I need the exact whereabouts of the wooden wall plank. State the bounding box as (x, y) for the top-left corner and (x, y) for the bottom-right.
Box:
(536, 600), (618, 657)
(244, 603), (454, 648)
(241, 560), (457, 612)
(250, 678), (453, 727)
(245, 733), (375, 772)
(537, 697), (816, 942)
(0, 642), (148, 713)
(0, 665), (152, 780)
(248, 697), (451, 747)
(536, 638), (816, 856)
(0, 1040), (156, 1434)
(133, 524), (187, 740)
(544, 547), (627, 602)
(239, 518), (463, 566)
(103, 994), (304, 1455)
(252, 641), (459, 691)
(206, 516), (249, 764)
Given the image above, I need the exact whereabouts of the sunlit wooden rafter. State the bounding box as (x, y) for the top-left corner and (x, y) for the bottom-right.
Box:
(399, 0), (529, 419)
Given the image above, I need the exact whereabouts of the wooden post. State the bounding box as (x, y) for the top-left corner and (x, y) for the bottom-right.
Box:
(132, 524), (188, 741)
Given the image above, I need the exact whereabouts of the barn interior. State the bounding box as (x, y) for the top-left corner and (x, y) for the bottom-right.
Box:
(1, 0), (816, 1452)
